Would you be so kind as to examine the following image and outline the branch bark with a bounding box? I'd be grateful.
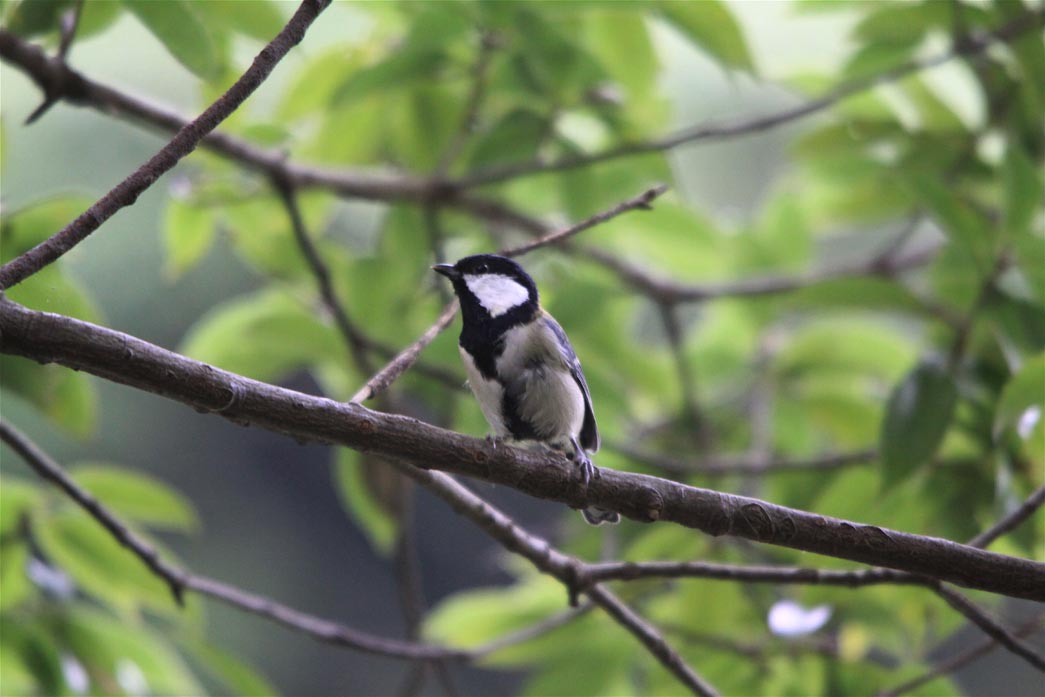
[455,9,1045,187]
[0,0,332,291]
[3,299,1043,602]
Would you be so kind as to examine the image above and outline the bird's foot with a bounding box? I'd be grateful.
[486,434,508,450]
[569,436,599,488]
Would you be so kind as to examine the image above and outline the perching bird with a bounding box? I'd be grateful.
[433,254,619,525]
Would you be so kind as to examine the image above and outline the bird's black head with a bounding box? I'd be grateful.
[433,254,539,326]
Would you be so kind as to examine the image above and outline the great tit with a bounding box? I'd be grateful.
[433,254,620,526]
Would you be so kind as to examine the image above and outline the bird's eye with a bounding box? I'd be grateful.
[477,264,488,273]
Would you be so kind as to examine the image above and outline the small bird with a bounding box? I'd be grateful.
[433,254,620,525]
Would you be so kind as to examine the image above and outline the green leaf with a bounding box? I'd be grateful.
[63,606,204,695]
[852,1,948,45]
[912,175,994,273]
[122,0,219,79]
[4,0,74,38]
[994,352,1045,465]
[879,361,958,489]
[71,465,198,532]
[469,109,548,169]
[333,449,398,556]
[163,198,217,278]
[191,0,285,42]
[0,542,31,611]
[424,576,568,664]
[0,478,38,534]
[657,0,755,72]
[180,288,342,382]
[181,638,278,697]
[1,356,98,437]
[333,48,448,106]
[1002,143,1043,238]
[842,39,921,81]
[35,511,183,617]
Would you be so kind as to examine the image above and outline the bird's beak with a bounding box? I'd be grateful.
[432,263,460,280]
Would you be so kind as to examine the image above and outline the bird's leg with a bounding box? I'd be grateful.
[569,436,599,488]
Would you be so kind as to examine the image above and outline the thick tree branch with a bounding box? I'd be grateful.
[3,300,1043,601]
[0,0,333,290]
[456,9,1045,188]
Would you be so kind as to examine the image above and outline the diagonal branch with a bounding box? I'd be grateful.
[3,299,1044,602]
[397,465,718,696]
[455,9,1045,188]
[0,419,589,664]
[0,0,333,291]
[879,614,1045,697]
[272,178,375,378]
[351,184,669,403]
[966,484,1045,549]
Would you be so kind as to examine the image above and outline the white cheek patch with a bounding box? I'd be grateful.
[464,274,530,317]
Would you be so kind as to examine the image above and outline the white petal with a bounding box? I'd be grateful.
[768,599,832,637]
[61,654,89,695]
[1017,405,1042,440]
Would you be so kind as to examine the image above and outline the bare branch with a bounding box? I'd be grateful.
[398,466,718,696]
[930,585,1045,672]
[0,418,187,604]
[351,184,670,403]
[607,442,877,477]
[434,30,499,177]
[967,484,1045,549]
[273,179,375,377]
[456,9,1045,188]
[499,184,669,258]
[3,299,1044,601]
[351,301,459,403]
[879,615,1045,697]
[0,0,333,290]
[0,418,592,664]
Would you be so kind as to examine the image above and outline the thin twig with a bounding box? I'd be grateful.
[879,615,1045,697]
[607,442,877,477]
[273,178,375,377]
[658,302,707,442]
[351,301,459,403]
[0,419,188,604]
[352,184,670,403]
[434,31,499,177]
[967,484,1045,549]
[500,184,669,258]
[930,585,1045,672]
[0,0,333,290]
[582,560,927,588]
[0,419,594,664]
[456,9,1045,188]
[398,466,719,697]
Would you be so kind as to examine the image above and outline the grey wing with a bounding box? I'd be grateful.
[542,313,599,452]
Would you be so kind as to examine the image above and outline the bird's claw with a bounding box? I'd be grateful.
[486,434,506,450]
[568,437,598,489]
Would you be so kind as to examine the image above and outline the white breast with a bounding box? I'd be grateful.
[463,274,530,317]
[460,347,508,437]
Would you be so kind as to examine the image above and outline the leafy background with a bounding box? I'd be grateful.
[1,0,1042,695]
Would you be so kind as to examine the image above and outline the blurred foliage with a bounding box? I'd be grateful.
[2,0,1043,695]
